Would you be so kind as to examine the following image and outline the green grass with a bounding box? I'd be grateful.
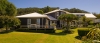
[0,29,81,43]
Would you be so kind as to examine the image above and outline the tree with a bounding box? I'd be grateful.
[79,16,92,27]
[37,10,44,14]
[0,0,20,31]
[62,8,88,13]
[69,8,89,13]
[0,0,17,16]
[17,6,59,15]
[58,14,77,30]
[0,16,20,31]
[43,6,52,13]
[94,14,100,19]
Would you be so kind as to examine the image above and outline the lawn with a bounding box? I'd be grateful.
[0,29,82,43]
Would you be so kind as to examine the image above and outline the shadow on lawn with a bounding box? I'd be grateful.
[75,36,82,40]
[0,30,13,34]
[15,29,71,35]
[45,31,68,36]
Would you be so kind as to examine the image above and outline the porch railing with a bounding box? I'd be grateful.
[21,25,54,29]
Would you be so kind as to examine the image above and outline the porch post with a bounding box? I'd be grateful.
[42,18,43,28]
[50,21,52,28]
[46,19,48,28]
[50,21,51,28]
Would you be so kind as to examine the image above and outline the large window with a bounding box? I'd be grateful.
[37,18,40,25]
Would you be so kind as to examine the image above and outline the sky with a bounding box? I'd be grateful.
[8,0,100,13]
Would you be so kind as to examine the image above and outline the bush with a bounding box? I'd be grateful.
[63,29,74,34]
[87,25,94,28]
[70,26,77,29]
[78,28,91,37]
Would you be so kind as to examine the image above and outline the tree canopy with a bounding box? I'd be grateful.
[58,14,77,22]
[17,6,88,15]
[0,0,17,16]
[94,14,100,19]
[37,10,44,14]
[62,8,88,13]
[0,0,20,31]
[58,14,77,30]
[17,6,59,15]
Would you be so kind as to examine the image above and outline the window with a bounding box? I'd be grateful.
[81,15,84,16]
[37,18,40,25]
[76,15,79,16]
[57,12,59,16]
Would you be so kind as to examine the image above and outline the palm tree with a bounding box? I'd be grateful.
[58,14,77,30]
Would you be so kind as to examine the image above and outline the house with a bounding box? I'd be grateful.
[94,19,100,23]
[16,9,96,29]
[71,13,96,18]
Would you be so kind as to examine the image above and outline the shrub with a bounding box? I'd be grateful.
[16,28,55,33]
[63,29,74,34]
[78,28,91,37]
[87,25,94,28]
[70,26,77,29]
[62,25,66,29]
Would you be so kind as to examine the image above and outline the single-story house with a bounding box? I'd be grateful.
[16,9,96,29]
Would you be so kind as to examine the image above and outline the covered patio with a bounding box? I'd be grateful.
[17,12,47,29]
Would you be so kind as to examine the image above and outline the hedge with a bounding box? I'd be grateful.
[16,28,55,33]
[78,28,91,37]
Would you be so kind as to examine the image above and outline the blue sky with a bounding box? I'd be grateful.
[8,0,100,13]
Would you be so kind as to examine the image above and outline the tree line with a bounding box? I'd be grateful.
[17,6,89,15]
[17,6,100,19]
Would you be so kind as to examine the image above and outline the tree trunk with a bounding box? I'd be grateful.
[66,21,70,30]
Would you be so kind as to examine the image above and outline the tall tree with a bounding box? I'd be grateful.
[0,0,20,31]
[43,6,52,13]
[0,0,17,16]
[0,16,20,30]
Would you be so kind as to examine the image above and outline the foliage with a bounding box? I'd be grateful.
[96,23,100,28]
[87,25,94,28]
[62,8,88,13]
[86,28,100,40]
[63,29,74,33]
[78,28,91,36]
[82,28,100,43]
[79,16,92,27]
[0,0,17,16]
[43,6,52,13]
[58,14,77,21]
[37,10,44,14]
[17,7,89,15]
[0,16,20,30]
[58,14,78,30]
[70,26,77,29]
[0,0,20,31]
[17,6,59,15]
[94,14,100,19]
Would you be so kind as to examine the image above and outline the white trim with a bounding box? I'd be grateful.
[16,12,47,18]
[44,9,69,15]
